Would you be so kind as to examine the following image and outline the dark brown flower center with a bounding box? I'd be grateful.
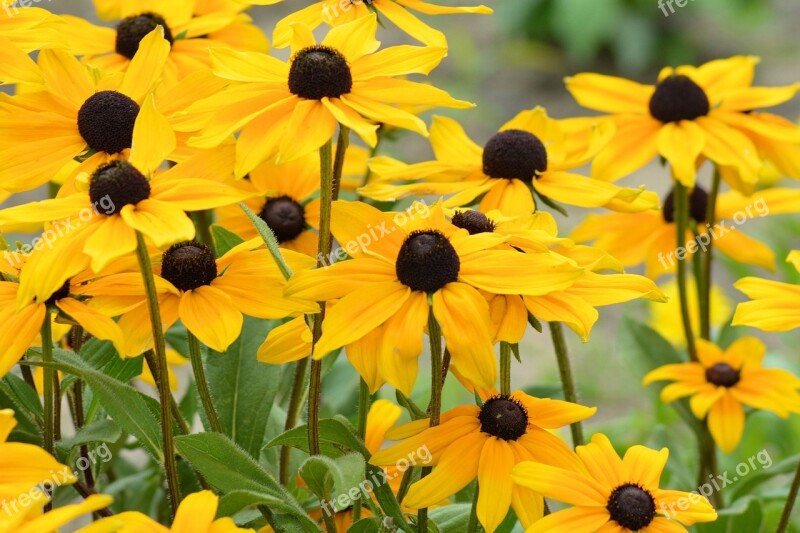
[451,210,495,235]
[649,75,710,123]
[705,362,740,388]
[395,230,460,293]
[77,91,140,155]
[161,242,218,292]
[44,279,71,305]
[607,483,656,530]
[89,160,150,213]
[288,46,353,100]
[482,129,547,182]
[116,12,174,60]
[259,195,306,243]
[478,395,528,441]
[662,185,708,223]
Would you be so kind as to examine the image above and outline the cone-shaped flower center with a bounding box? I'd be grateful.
[478,395,528,441]
[89,160,150,213]
[116,12,174,59]
[662,185,709,223]
[78,91,140,155]
[649,75,710,123]
[482,129,547,182]
[706,362,740,388]
[607,483,656,530]
[161,242,218,292]
[259,195,306,243]
[395,230,460,293]
[451,210,495,235]
[44,279,71,305]
[288,46,353,100]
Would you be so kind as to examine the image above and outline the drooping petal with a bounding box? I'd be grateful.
[179,285,243,352]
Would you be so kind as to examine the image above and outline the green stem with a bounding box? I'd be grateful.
[187,331,222,433]
[418,310,443,532]
[500,342,512,395]
[279,357,309,484]
[143,350,191,436]
[700,169,721,341]
[41,309,55,509]
[191,210,214,249]
[549,322,584,447]
[777,457,800,533]
[331,126,350,200]
[353,378,371,521]
[697,425,723,509]
[238,202,293,281]
[396,467,415,505]
[135,232,181,516]
[466,483,480,533]
[674,181,698,361]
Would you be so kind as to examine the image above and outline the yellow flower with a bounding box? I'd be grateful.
[0,28,172,194]
[0,3,61,54]
[85,239,319,355]
[58,0,268,88]
[91,490,253,532]
[649,278,731,347]
[733,250,800,331]
[261,200,584,394]
[566,56,800,191]
[0,150,251,306]
[643,337,800,453]
[361,109,659,216]
[267,0,492,48]
[370,390,596,532]
[185,15,473,173]
[511,433,717,532]
[572,186,800,279]
[0,493,114,533]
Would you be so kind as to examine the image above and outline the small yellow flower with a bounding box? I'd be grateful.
[643,337,800,453]
[733,250,800,331]
[511,433,718,532]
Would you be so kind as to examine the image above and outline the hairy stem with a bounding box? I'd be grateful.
[187,331,222,433]
[549,322,584,446]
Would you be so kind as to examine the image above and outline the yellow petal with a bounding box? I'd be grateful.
[129,93,175,175]
[179,285,243,352]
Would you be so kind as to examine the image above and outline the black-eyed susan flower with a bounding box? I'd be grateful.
[0,409,77,496]
[571,186,800,279]
[262,200,584,394]
[0,151,251,306]
[566,56,800,191]
[266,0,491,49]
[0,264,127,379]
[0,492,113,533]
[511,433,717,532]
[446,208,666,343]
[0,28,175,194]
[370,390,597,532]
[59,0,268,88]
[92,490,252,532]
[86,239,318,355]
[643,337,800,453]
[361,109,659,216]
[733,250,800,331]
[185,15,472,174]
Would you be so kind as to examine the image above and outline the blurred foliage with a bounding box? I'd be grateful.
[509,0,774,73]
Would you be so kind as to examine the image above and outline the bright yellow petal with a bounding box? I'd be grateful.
[179,285,243,352]
[706,391,744,454]
[129,93,175,175]
[477,438,516,532]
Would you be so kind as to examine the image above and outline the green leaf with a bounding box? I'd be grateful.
[174,432,320,531]
[56,419,121,457]
[728,452,800,502]
[28,353,163,461]
[238,202,293,280]
[429,504,471,532]
[267,417,369,458]
[347,517,382,533]
[0,371,42,423]
[300,455,340,499]
[206,316,284,457]
[211,225,245,257]
[217,489,306,517]
[80,339,144,383]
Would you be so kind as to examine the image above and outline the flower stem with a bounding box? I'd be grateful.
[353,378,371,521]
[134,231,180,517]
[41,308,55,509]
[466,483,480,533]
[777,457,800,533]
[331,126,350,200]
[699,168,721,340]
[187,331,222,433]
[500,342,512,395]
[674,181,698,361]
[549,322,584,447]
[418,310,444,532]
[279,357,309,484]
